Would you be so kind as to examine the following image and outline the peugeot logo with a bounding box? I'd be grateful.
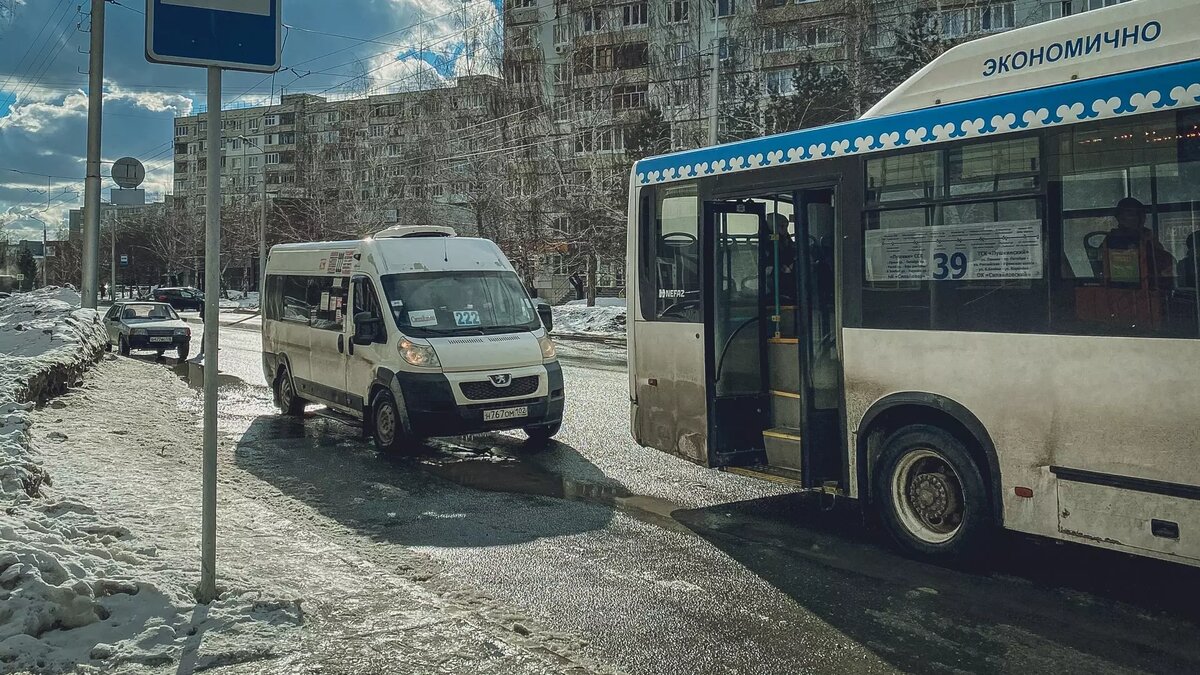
[489,373,512,387]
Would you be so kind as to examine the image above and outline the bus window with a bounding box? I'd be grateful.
[1052,111,1200,338]
[646,183,700,321]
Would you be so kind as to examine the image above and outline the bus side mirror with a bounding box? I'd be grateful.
[536,302,553,332]
[353,311,381,345]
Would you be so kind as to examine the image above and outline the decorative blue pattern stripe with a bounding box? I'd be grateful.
[634,59,1200,186]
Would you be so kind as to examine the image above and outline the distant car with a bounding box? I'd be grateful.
[147,286,205,312]
[102,301,192,360]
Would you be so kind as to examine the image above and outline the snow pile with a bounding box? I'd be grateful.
[219,291,259,310]
[551,303,626,338]
[0,288,106,404]
[0,289,301,673]
[564,298,625,307]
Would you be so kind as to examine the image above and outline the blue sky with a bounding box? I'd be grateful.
[0,0,500,244]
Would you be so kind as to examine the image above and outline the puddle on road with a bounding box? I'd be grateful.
[419,438,687,531]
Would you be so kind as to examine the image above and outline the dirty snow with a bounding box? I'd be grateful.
[0,288,302,674]
[218,291,259,311]
[551,304,626,338]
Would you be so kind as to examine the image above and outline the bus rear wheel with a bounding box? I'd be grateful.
[874,424,991,563]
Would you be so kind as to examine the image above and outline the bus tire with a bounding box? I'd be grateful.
[370,388,412,454]
[275,365,306,417]
[874,424,992,563]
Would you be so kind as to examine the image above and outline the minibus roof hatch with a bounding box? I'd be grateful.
[374,225,457,239]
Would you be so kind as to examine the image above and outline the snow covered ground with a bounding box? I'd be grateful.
[0,289,305,674]
[551,303,626,339]
[218,292,259,311]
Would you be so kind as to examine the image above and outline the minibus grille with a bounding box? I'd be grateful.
[460,376,539,400]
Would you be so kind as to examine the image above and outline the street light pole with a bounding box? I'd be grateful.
[239,135,267,294]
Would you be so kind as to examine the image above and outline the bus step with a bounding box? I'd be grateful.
[723,464,804,486]
[763,426,802,471]
[767,341,801,392]
[314,407,363,428]
[769,390,802,428]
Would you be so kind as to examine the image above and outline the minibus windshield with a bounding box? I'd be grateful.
[381,271,540,337]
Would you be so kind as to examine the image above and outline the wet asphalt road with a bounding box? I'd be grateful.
[175,316,1200,674]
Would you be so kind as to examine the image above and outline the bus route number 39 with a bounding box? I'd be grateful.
[932,251,969,280]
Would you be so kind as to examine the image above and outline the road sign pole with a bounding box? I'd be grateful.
[82,0,105,308]
[198,65,222,605]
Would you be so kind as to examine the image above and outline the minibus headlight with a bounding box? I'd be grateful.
[398,338,440,367]
[538,335,556,360]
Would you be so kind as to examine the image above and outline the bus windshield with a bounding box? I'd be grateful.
[381,271,539,337]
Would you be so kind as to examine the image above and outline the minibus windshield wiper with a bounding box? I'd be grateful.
[420,327,485,336]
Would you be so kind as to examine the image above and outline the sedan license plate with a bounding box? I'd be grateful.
[149,336,173,343]
[483,406,528,422]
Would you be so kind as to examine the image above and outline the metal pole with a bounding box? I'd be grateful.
[708,0,720,146]
[41,220,47,287]
[197,65,221,605]
[110,220,116,299]
[81,0,104,308]
[259,165,266,295]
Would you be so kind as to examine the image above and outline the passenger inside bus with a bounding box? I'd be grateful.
[1100,197,1175,288]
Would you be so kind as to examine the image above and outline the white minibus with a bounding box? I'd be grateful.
[263,225,563,451]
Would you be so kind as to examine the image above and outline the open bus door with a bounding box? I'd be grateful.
[704,200,770,466]
[705,191,843,488]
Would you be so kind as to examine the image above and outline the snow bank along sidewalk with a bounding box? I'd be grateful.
[550,302,626,343]
[0,288,302,673]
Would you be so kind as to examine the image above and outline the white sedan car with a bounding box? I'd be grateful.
[102,301,193,360]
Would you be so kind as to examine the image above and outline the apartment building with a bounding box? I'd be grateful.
[171,75,503,238]
[503,0,1131,298]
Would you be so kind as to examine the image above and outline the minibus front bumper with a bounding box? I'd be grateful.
[394,362,565,437]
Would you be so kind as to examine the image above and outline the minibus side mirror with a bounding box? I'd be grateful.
[535,301,553,332]
[353,311,381,345]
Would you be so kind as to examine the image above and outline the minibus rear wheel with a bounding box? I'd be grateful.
[874,424,992,563]
[371,389,411,454]
[275,365,306,417]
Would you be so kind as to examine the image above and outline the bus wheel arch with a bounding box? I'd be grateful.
[857,394,1003,530]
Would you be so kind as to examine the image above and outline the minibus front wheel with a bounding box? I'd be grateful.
[371,389,412,454]
[275,365,306,417]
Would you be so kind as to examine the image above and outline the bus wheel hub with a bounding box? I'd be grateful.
[910,473,957,525]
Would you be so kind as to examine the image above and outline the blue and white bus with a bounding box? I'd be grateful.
[627,0,1200,564]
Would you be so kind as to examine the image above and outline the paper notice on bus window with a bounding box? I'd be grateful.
[320,291,331,311]
[409,309,437,327]
[865,220,1043,282]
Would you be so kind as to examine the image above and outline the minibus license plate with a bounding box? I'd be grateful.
[150,336,173,343]
[484,406,528,421]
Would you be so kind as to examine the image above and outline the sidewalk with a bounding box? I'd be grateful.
[26,357,611,674]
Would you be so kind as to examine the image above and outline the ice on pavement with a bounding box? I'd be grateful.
[0,288,301,673]
[551,303,626,338]
[219,290,259,310]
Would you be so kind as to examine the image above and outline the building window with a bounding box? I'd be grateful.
[867,23,895,49]
[621,2,647,26]
[666,0,689,23]
[763,26,789,52]
[668,80,693,108]
[175,125,189,137]
[265,153,280,164]
[511,0,535,7]
[613,84,648,111]
[718,36,735,61]
[764,68,794,95]
[370,124,386,137]
[248,118,260,131]
[554,19,572,45]
[669,41,689,65]
[581,9,605,33]
[263,114,279,126]
[1085,0,1129,9]
[941,2,1015,38]
[716,0,735,17]
[798,21,840,48]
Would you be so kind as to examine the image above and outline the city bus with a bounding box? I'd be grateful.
[626,0,1200,564]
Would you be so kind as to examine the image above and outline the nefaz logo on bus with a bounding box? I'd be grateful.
[658,289,687,299]
[982,20,1161,78]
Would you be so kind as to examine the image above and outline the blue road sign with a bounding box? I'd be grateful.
[146,0,281,73]
[119,254,129,267]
